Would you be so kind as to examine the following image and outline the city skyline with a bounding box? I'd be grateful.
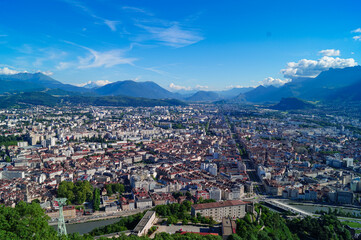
[0,0,361,90]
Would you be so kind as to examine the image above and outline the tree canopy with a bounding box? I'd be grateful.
[58,181,93,205]
[0,201,58,240]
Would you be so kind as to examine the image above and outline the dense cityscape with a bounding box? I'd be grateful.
[1,103,361,239]
[1,0,361,239]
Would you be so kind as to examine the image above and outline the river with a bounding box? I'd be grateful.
[52,217,120,235]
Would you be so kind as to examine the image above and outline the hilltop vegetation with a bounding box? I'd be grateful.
[0,92,186,109]
[235,205,352,240]
[0,201,352,240]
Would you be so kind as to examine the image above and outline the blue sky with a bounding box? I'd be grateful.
[0,0,361,91]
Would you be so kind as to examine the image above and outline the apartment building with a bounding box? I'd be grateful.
[191,200,253,221]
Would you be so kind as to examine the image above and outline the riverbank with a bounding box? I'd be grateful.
[50,207,152,235]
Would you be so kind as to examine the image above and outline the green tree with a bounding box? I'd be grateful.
[58,181,93,205]
[0,201,58,240]
[58,181,75,204]
[167,216,178,225]
[112,183,125,194]
[93,188,100,211]
[106,184,113,196]
[227,234,243,240]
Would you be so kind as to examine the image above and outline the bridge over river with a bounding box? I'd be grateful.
[263,199,313,216]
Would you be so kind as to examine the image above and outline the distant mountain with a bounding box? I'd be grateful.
[0,92,186,109]
[0,79,44,93]
[216,87,254,98]
[239,85,290,103]
[172,89,198,97]
[234,66,361,103]
[186,91,221,102]
[0,72,90,93]
[326,79,361,102]
[94,80,180,99]
[270,97,315,111]
[0,92,59,108]
[171,87,254,102]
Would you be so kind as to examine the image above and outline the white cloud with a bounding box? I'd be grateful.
[136,24,203,48]
[0,67,53,76]
[93,80,111,86]
[319,49,340,56]
[352,28,361,33]
[169,83,209,91]
[37,71,53,76]
[259,77,291,87]
[169,83,192,91]
[0,67,20,75]
[76,80,111,87]
[281,56,357,78]
[195,84,208,90]
[353,36,361,41]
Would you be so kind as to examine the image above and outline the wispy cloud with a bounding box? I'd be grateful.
[78,48,136,68]
[352,28,361,33]
[137,63,180,79]
[61,41,136,69]
[122,6,153,16]
[56,62,73,70]
[103,20,121,32]
[33,50,67,67]
[136,23,203,48]
[62,0,120,31]
[353,36,361,41]
[142,66,168,75]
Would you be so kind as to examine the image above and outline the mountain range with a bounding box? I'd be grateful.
[234,66,361,103]
[0,72,252,101]
[270,98,315,111]
[1,66,361,104]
